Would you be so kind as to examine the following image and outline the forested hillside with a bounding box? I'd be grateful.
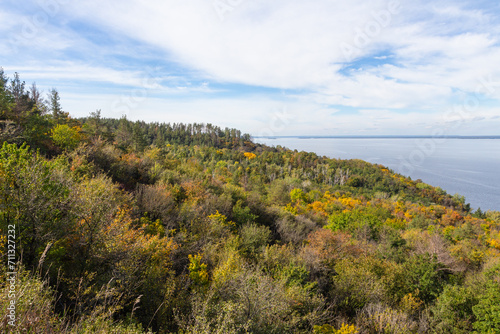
[1,70,500,333]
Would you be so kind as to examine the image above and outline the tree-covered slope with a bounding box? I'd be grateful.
[1,70,500,333]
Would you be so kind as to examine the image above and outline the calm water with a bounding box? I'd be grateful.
[256,137,500,212]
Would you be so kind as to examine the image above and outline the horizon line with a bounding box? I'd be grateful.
[253,135,500,139]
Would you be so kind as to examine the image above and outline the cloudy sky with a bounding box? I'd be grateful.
[1,0,500,136]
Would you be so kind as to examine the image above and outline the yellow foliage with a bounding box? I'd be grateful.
[404,211,414,220]
[208,210,235,228]
[0,230,5,259]
[213,248,242,286]
[313,323,359,334]
[385,218,407,230]
[339,197,361,209]
[283,203,298,215]
[243,152,257,160]
[400,292,423,314]
[188,254,209,286]
[337,323,359,334]
[442,226,455,240]
[50,124,82,150]
[143,146,162,161]
[401,229,427,248]
[488,236,500,250]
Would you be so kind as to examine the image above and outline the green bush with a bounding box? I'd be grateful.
[472,282,500,333]
[430,285,476,333]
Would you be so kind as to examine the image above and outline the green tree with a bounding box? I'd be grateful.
[9,72,26,106]
[332,256,389,314]
[430,285,476,333]
[290,188,307,203]
[48,88,68,124]
[0,67,7,88]
[132,121,148,152]
[0,143,73,265]
[115,116,133,149]
[472,282,500,333]
[50,124,82,151]
[239,223,271,258]
[0,69,16,138]
[232,200,258,225]
[392,253,449,304]
[21,108,53,153]
[83,109,113,141]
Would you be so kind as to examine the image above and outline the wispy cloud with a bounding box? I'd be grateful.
[1,0,500,135]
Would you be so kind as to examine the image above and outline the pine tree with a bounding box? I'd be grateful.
[115,116,133,149]
[0,67,8,89]
[132,121,148,152]
[48,88,68,124]
[29,82,46,114]
[9,72,25,104]
[0,68,15,130]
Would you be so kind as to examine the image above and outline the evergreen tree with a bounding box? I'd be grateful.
[132,121,148,152]
[0,67,8,89]
[29,82,46,114]
[9,72,26,104]
[84,109,113,141]
[8,72,32,118]
[48,88,67,124]
[0,68,12,116]
[115,116,133,149]
[0,68,16,139]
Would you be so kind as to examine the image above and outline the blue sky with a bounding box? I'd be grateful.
[1,0,500,136]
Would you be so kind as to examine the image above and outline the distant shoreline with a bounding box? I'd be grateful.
[254,135,500,139]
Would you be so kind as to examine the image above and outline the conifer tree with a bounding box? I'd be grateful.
[132,121,148,152]
[0,67,8,89]
[9,72,25,104]
[29,82,46,113]
[48,88,67,123]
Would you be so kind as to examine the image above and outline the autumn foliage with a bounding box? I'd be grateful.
[1,70,500,333]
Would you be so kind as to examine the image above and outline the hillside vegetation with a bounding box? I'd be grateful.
[1,70,500,333]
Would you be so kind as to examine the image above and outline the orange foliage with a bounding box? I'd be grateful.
[307,201,328,217]
[181,180,207,202]
[120,152,141,164]
[441,210,465,227]
[302,229,363,266]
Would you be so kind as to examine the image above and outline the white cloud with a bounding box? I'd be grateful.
[57,1,500,105]
[61,0,393,87]
[2,0,500,134]
[3,62,217,97]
